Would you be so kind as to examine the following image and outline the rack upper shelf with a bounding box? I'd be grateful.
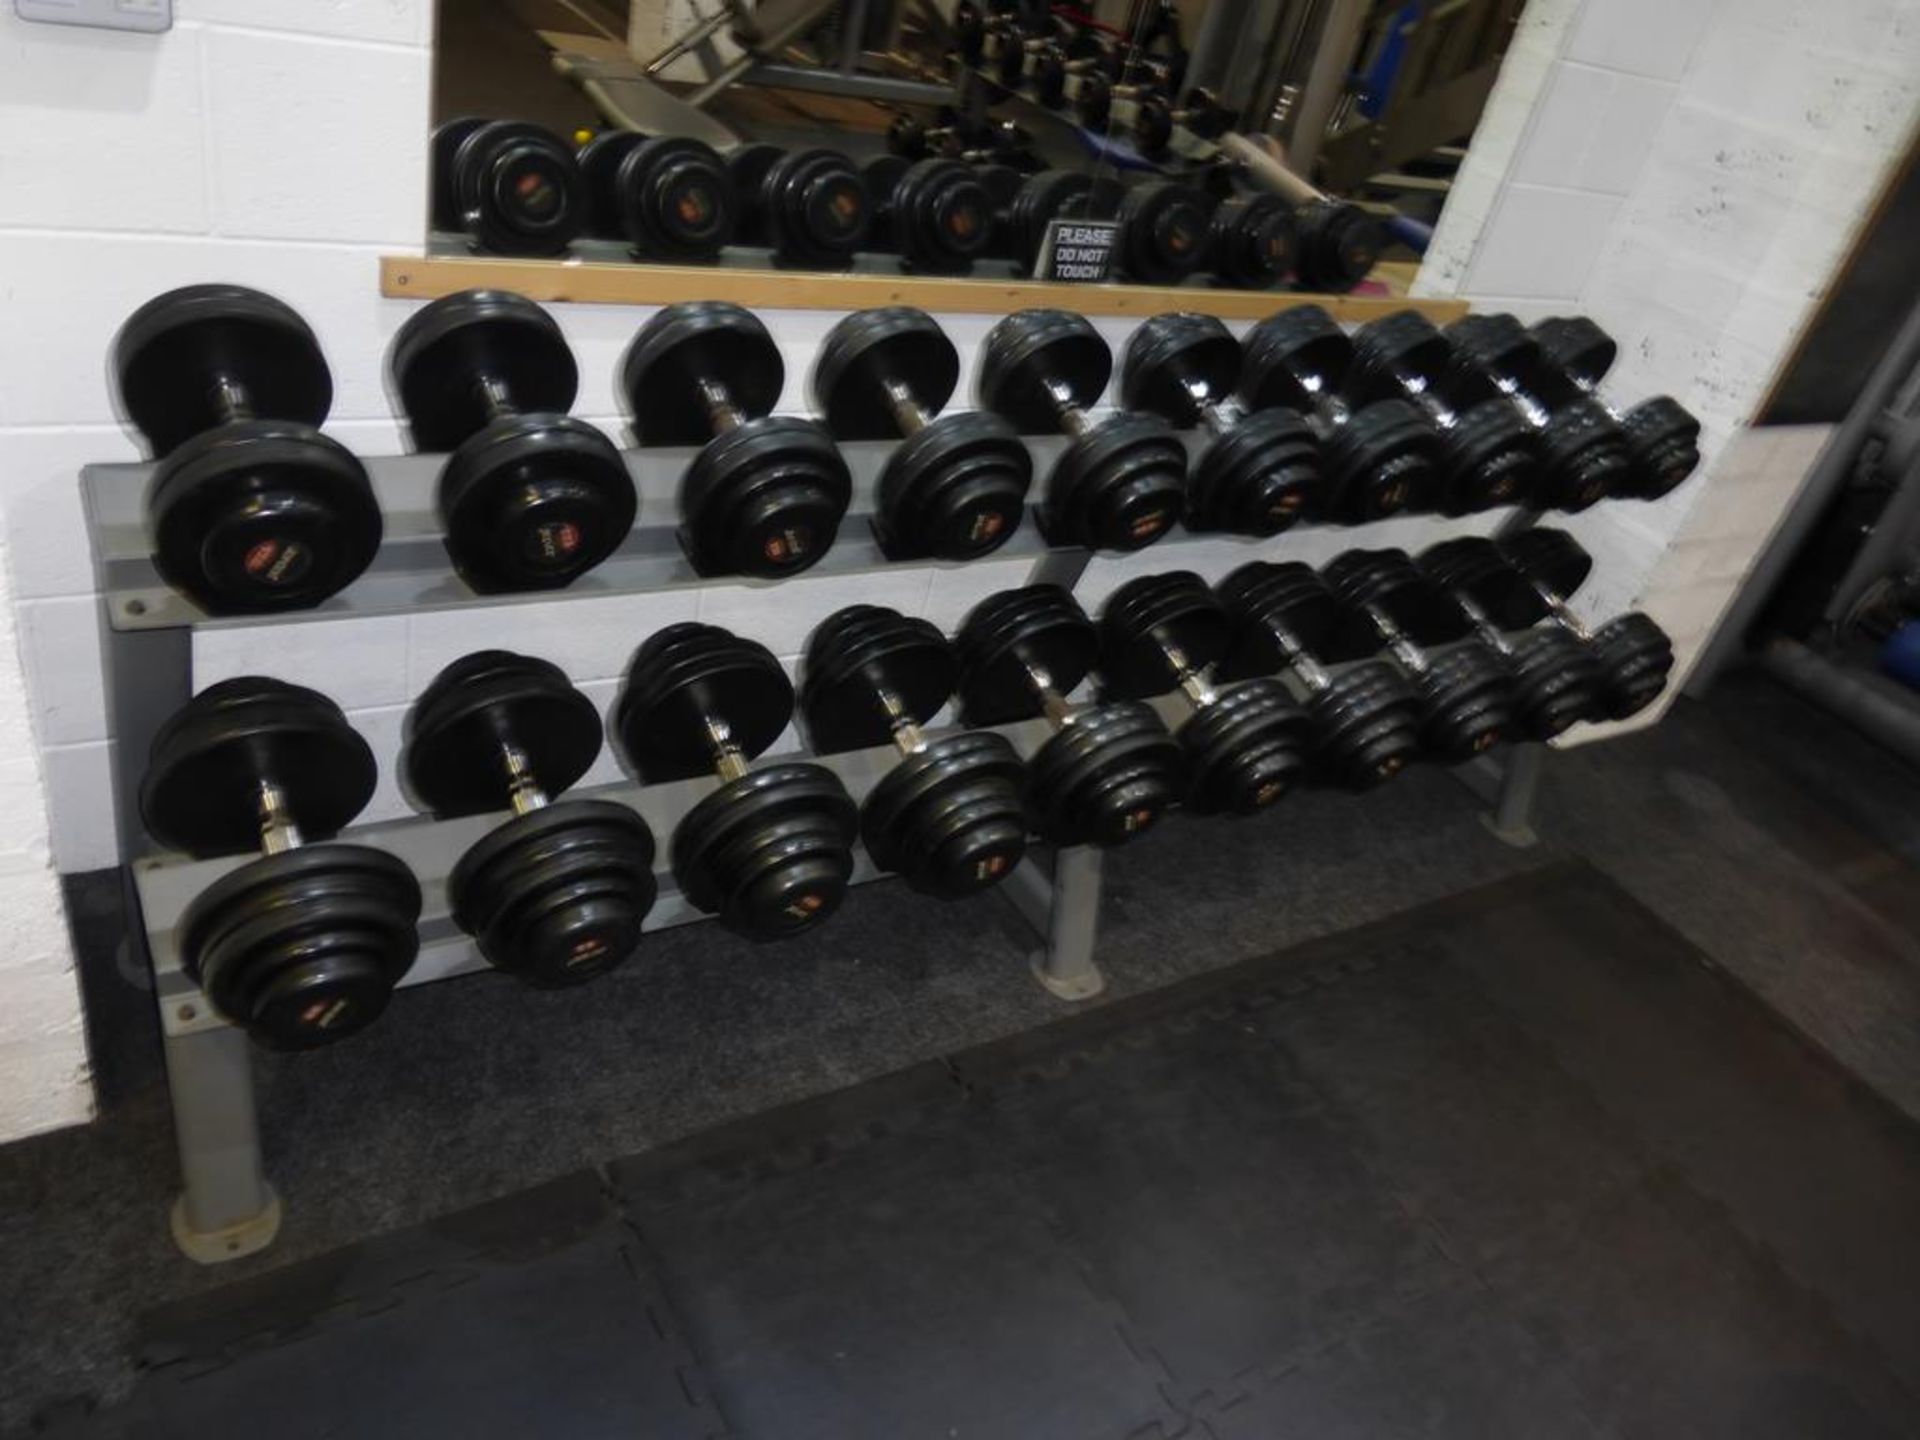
[378,254,1469,322]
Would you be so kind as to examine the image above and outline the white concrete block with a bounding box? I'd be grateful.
[194,614,411,710]
[345,702,409,826]
[0,19,208,235]
[406,587,701,693]
[42,740,117,872]
[0,752,53,868]
[0,953,86,1039]
[19,597,108,747]
[1510,61,1615,189]
[1580,73,1681,195]
[0,1028,94,1141]
[205,29,430,244]
[1462,184,1624,300]
[0,426,138,600]
[181,0,430,45]
[696,568,934,656]
[1564,0,1717,81]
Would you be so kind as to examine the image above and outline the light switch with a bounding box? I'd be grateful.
[15,0,172,32]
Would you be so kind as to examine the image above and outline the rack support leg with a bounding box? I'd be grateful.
[1004,845,1107,1000]
[162,1022,280,1264]
[1480,742,1544,849]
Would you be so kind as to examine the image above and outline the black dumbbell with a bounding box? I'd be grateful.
[1031,41,1069,106]
[403,652,657,987]
[1216,562,1422,789]
[727,142,871,268]
[956,585,1184,846]
[140,679,421,1049]
[1528,316,1704,501]
[1409,538,1606,739]
[1293,200,1385,293]
[1209,193,1296,291]
[1241,305,1444,523]
[1320,549,1515,762]
[800,606,1029,897]
[1120,311,1322,536]
[979,309,1186,550]
[1098,573,1311,814]
[576,129,735,262]
[1428,529,1675,721]
[814,307,1031,561]
[1444,312,1664,511]
[997,169,1116,275]
[431,117,586,256]
[1113,181,1213,285]
[113,285,382,615]
[1347,310,1542,513]
[391,290,635,593]
[1071,64,1114,127]
[621,301,852,578]
[863,156,997,273]
[615,623,859,939]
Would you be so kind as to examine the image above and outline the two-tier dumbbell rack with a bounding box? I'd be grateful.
[84,427,1547,1264]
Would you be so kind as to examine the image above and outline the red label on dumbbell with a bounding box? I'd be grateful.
[785,892,825,920]
[244,538,305,585]
[535,521,582,560]
[1130,510,1169,542]
[1124,807,1157,834]
[764,527,811,564]
[566,936,608,969]
[1255,781,1285,807]
[969,511,1006,544]
[976,853,1011,882]
[302,997,351,1030]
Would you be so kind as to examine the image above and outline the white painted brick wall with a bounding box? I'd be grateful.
[1418,0,1920,732]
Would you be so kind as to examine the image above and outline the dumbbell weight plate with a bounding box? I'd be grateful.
[431,117,491,231]
[1321,399,1442,521]
[861,731,1028,897]
[1536,397,1631,511]
[405,650,603,817]
[615,622,794,782]
[892,158,997,272]
[1500,527,1594,602]
[448,120,587,256]
[621,300,784,445]
[576,130,646,238]
[763,148,871,266]
[1097,570,1230,697]
[1178,677,1311,814]
[1589,612,1674,720]
[1530,315,1617,389]
[1436,398,1540,513]
[1321,549,1473,651]
[147,421,381,614]
[1007,170,1094,273]
[1619,397,1702,500]
[1188,409,1324,535]
[954,584,1099,725]
[979,308,1110,427]
[725,142,782,244]
[141,677,376,857]
[876,412,1032,560]
[1026,700,1184,846]
[679,416,851,577]
[1416,536,1546,630]
[800,606,954,752]
[391,289,581,453]
[1043,413,1186,550]
[1209,193,1297,291]
[1119,309,1238,420]
[1505,627,1606,739]
[1405,642,1513,762]
[447,798,657,986]
[815,306,958,438]
[1215,561,1345,679]
[1307,662,1422,789]
[618,135,735,261]
[862,154,910,251]
[1293,201,1383,293]
[672,763,859,938]
[180,844,421,1049]
[1113,182,1212,285]
[1240,304,1352,414]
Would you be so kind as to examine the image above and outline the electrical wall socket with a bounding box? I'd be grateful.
[15,0,171,33]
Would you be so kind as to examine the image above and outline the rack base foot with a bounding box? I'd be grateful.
[171,1186,281,1265]
[1029,949,1107,1001]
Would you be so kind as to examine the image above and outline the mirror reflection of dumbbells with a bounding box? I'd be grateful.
[799,606,1030,898]
[621,302,852,579]
[390,290,636,593]
[113,285,383,614]
[1097,574,1312,815]
[726,143,872,269]
[576,129,736,263]
[955,586,1185,847]
[1321,549,1518,764]
[979,309,1187,551]
[615,624,860,940]
[1113,181,1216,286]
[431,118,586,256]
[1422,530,1677,723]
[1120,311,1323,537]
[1216,563,1424,790]
[1240,307,1444,524]
[402,652,658,986]
[1444,314,1701,511]
[1208,193,1298,292]
[861,155,999,274]
[813,307,1032,561]
[142,680,422,1049]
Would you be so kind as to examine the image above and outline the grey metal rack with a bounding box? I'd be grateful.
[87,430,1543,1264]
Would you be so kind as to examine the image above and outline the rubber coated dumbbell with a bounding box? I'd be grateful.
[141,679,422,1049]
[1291,200,1386,293]
[615,624,859,939]
[1216,562,1422,789]
[1401,542,1604,740]
[622,302,852,578]
[979,309,1187,550]
[727,143,871,268]
[800,606,1029,897]
[1113,181,1214,285]
[1241,305,1444,523]
[113,285,382,614]
[390,290,635,592]
[1527,316,1704,501]
[1209,193,1297,291]
[431,117,586,256]
[1121,311,1323,536]
[814,307,1032,560]
[1421,529,1675,721]
[1098,573,1311,814]
[955,585,1184,846]
[1346,310,1542,513]
[993,169,1112,276]
[576,129,735,262]
[862,155,998,273]
[1320,549,1516,762]
[403,652,657,986]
